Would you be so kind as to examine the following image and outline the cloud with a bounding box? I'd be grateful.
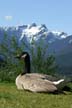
[5,15,13,21]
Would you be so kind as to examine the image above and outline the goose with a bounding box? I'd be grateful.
[15,52,69,93]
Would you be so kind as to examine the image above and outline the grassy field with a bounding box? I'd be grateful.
[0,83,72,108]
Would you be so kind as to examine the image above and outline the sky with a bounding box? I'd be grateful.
[0,0,72,34]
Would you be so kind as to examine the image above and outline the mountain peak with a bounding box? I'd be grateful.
[0,23,71,44]
[28,23,37,29]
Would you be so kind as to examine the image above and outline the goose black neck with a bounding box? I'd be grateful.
[21,54,31,75]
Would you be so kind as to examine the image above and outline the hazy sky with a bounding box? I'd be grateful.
[0,0,72,34]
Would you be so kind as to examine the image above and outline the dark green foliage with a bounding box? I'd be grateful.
[0,34,24,82]
[31,44,57,75]
[0,34,57,82]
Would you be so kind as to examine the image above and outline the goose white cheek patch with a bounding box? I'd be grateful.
[21,54,27,58]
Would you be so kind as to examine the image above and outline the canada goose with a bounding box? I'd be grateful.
[15,52,69,93]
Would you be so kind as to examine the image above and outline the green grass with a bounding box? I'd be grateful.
[0,83,72,108]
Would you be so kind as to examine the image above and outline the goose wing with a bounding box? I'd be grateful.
[26,73,58,81]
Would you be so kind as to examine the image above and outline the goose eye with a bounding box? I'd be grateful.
[21,54,27,58]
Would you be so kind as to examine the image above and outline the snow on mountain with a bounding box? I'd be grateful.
[0,23,70,43]
[20,24,40,42]
[52,31,68,39]
[18,23,69,45]
[0,23,72,48]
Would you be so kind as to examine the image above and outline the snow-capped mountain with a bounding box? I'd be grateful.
[0,23,69,44]
[0,23,72,75]
[0,23,72,54]
[19,23,69,43]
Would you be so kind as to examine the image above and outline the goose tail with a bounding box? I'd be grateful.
[53,78,72,90]
[53,79,64,85]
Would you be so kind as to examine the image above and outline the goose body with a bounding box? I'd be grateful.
[15,52,66,93]
[16,73,65,92]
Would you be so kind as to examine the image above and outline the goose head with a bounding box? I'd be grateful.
[16,52,31,74]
